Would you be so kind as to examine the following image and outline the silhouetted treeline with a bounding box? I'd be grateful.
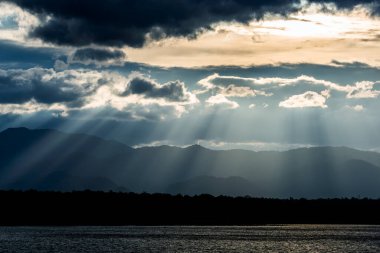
[1,190,380,226]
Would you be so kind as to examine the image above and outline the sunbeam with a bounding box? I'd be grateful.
[1,0,380,232]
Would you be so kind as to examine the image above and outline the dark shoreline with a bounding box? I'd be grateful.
[1,191,380,226]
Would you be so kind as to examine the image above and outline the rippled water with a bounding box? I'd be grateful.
[1,225,380,252]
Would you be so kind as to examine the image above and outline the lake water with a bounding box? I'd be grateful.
[0,225,380,252]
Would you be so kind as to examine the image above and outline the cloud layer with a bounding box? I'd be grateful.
[198,73,380,109]
[9,0,379,48]
[3,1,380,68]
[279,91,328,108]
[1,66,378,119]
[0,68,198,119]
[1,1,380,151]
[6,0,303,47]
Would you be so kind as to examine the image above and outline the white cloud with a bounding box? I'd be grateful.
[198,73,380,102]
[197,139,315,152]
[345,104,365,112]
[0,100,68,116]
[54,60,69,71]
[279,91,328,108]
[132,140,185,149]
[347,81,380,99]
[80,71,199,119]
[133,139,315,152]
[198,73,347,92]
[220,85,256,97]
[205,94,239,109]
[198,73,252,89]
[0,2,39,44]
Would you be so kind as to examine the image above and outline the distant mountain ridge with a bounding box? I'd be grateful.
[1,127,380,198]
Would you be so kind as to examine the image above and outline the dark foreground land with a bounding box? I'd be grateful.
[1,191,380,226]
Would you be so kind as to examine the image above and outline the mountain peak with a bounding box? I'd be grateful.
[0,127,64,136]
[185,144,208,151]
[1,127,30,133]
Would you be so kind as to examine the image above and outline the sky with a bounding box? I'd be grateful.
[1,0,380,151]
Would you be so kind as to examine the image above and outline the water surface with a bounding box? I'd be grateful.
[1,225,380,252]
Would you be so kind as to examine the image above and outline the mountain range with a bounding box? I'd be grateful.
[1,127,380,198]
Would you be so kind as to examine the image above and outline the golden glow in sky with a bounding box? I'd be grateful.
[126,4,380,67]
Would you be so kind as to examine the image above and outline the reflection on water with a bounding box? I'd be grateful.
[1,225,380,252]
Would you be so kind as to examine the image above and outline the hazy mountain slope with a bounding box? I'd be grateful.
[7,170,129,192]
[0,127,131,191]
[1,127,380,198]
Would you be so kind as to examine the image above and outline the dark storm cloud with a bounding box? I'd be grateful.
[307,0,380,20]
[123,76,194,102]
[71,48,126,63]
[7,0,302,47]
[330,60,373,69]
[7,0,380,48]
[0,68,97,105]
[311,0,380,12]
